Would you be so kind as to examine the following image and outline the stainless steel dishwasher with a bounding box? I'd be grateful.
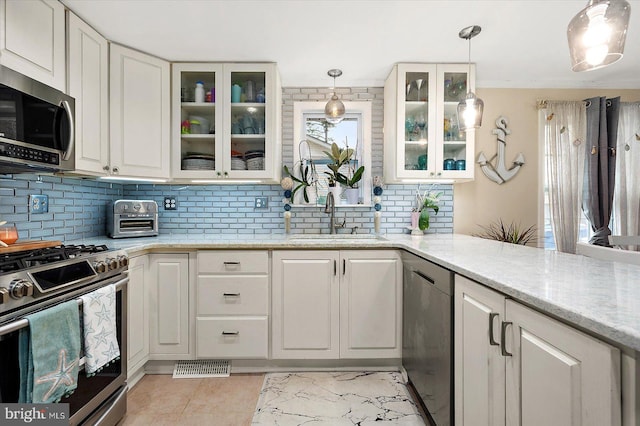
[402,251,454,426]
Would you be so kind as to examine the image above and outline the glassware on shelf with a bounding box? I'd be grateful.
[405,116,415,141]
[415,114,427,141]
[414,79,424,102]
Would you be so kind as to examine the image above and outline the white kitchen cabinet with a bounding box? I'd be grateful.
[0,0,65,91]
[67,11,110,176]
[127,254,149,381]
[272,251,340,359]
[171,62,281,182]
[110,43,170,179]
[339,251,402,358]
[196,251,269,359]
[149,253,190,357]
[384,63,475,182]
[455,275,621,426]
[454,274,505,426]
[271,250,401,360]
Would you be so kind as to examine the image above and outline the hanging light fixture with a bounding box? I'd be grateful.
[567,0,631,72]
[325,69,345,124]
[457,25,484,132]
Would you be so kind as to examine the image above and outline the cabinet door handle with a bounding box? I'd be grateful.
[489,313,500,346]
[223,293,240,297]
[222,331,239,336]
[334,260,337,276]
[342,259,346,275]
[500,321,513,356]
[413,270,435,285]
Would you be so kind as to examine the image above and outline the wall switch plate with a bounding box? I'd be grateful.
[254,197,268,209]
[164,197,177,210]
[29,194,48,214]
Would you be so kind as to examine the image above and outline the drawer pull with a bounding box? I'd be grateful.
[223,293,240,297]
[223,261,240,266]
[222,331,239,336]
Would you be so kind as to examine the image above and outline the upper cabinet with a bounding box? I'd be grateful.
[172,62,281,183]
[67,11,110,176]
[110,44,171,179]
[0,0,66,92]
[384,63,475,183]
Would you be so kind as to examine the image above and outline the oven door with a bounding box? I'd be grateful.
[0,277,128,426]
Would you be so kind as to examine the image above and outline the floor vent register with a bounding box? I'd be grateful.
[172,360,231,378]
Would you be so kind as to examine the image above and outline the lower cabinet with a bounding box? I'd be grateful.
[272,250,402,359]
[127,254,149,379]
[196,251,269,359]
[455,275,621,426]
[148,253,190,357]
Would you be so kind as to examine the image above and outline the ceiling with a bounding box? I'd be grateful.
[62,0,640,89]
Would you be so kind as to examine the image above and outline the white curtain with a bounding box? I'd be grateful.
[545,101,587,253]
[612,102,640,250]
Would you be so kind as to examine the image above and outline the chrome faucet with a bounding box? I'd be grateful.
[324,192,346,234]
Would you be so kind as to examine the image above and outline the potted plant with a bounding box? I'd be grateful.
[283,160,317,204]
[323,141,365,205]
[414,188,442,231]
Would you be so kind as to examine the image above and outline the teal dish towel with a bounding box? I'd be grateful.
[19,300,81,403]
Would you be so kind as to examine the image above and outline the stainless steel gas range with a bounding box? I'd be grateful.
[0,244,129,426]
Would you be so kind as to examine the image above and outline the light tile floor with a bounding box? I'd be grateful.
[120,373,265,426]
[121,372,427,426]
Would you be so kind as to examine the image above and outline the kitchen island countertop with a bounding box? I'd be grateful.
[67,233,640,352]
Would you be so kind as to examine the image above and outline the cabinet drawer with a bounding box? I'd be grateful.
[198,251,269,274]
[196,317,268,359]
[197,276,268,315]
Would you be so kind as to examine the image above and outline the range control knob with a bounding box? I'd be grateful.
[93,260,108,273]
[0,287,9,304]
[9,279,34,299]
[106,258,118,271]
[117,255,129,268]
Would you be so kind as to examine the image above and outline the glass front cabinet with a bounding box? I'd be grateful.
[383,63,475,182]
[171,63,281,182]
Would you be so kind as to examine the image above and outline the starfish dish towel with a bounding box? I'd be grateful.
[80,284,120,375]
[19,300,80,403]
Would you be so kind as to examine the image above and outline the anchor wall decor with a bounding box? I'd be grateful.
[477,116,525,184]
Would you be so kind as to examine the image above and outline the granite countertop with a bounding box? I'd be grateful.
[67,233,640,352]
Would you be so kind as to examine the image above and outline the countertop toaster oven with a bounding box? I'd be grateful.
[107,199,158,238]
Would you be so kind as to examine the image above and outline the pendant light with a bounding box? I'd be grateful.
[325,69,345,124]
[456,25,484,132]
[567,0,631,72]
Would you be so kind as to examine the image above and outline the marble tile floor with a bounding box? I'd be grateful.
[120,371,426,426]
[252,372,426,425]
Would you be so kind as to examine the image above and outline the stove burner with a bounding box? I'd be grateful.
[0,244,111,274]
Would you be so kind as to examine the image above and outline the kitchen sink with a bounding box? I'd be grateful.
[288,234,384,240]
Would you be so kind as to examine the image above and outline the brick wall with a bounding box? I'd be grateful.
[0,86,454,240]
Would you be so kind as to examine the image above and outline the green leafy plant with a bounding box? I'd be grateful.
[283,161,316,203]
[415,190,442,230]
[323,141,365,188]
[473,219,537,246]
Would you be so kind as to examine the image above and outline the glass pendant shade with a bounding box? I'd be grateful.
[567,0,631,72]
[325,94,345,124]
[456,25,484,131]
[325,69,345,124]
[457,91,484,131]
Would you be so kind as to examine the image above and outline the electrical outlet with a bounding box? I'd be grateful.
[254,197,268,209]
[164,197,177,210]
[29,194,48,214]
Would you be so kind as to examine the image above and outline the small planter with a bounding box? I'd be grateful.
[345,188,359,205]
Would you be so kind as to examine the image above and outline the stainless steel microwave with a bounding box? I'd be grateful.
[0,65,75,173]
